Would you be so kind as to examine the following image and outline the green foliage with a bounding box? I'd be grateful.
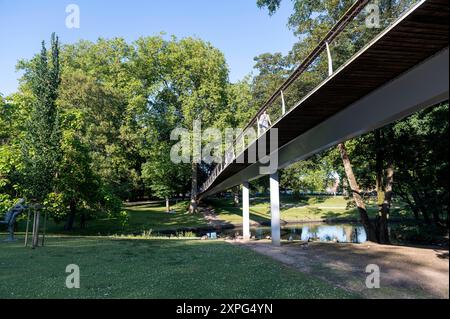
[99,186,123,218]
[390,222,449,245]
[391,103,449,224]
[118,210,130,229]
[20,33,61,202]
[256,0,281,15]
[281,156,334,194]
[141,147,190,200]
[133,36,232,200]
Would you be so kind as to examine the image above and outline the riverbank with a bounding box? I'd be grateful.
[9,197,447,246]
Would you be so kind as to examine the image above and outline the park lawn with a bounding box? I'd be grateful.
[12,196,413,236]
[206,196,411,225]
[23,200,209,236]
[0,236,358,299]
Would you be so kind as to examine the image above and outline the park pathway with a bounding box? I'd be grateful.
[231,240,449,299]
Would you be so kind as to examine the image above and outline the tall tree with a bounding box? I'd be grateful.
[338,143,377,242]
[133,36,229,213]
[21,33,61,203]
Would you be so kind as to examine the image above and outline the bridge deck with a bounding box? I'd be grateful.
[201,0,449,197]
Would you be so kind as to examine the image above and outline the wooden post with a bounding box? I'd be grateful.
[24,209,31,247]
[32,209,40,249]
[41,211,48,246]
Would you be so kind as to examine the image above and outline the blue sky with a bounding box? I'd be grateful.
[0,0,297,96]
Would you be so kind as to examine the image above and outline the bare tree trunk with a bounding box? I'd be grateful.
[379,165,393,244]
[32,209,41,249]
[233,186,240,207]
[427,190,442,226]
[166,197,170,213]
[375,130,384,214]
[342,177,349,197]
[375,129,391,244]
[338,143,377,242]
[189,162,198,214]
[64,199,77,231]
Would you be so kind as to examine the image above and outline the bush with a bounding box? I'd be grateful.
[118,210,130,229]
[43,192,66,222]
[0,194,14,215]
[391,223,449,246]
[101,188,123,217]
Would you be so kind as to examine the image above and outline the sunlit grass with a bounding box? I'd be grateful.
[207,196,410,224]
[0,236,358,299]
[9,196,413,236]
[14,200,207,237]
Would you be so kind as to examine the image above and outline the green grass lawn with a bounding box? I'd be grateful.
[11,195,413,236]
[206,195,411,225]
[23,200,207,236]
[0,236,358,299]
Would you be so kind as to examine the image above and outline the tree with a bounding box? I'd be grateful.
[0,95,22,212]
[281,156,332,197]
[21,33,61,203]
[61,38,146,201]
[338,143,377,242]
[142,143,190,212]
[133,36,229,213]
[391,103,449,226]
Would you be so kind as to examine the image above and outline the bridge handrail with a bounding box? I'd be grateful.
[202,0,371,192]
[244,0,370,130]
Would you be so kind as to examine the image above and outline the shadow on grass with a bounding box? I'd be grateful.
[0,236,357,299]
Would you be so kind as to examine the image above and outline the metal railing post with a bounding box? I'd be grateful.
[281,90,286,115]
[326,41,333,76]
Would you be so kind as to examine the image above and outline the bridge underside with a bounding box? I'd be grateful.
[200,0,449,199]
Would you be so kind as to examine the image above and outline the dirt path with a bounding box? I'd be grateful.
[231,240,449,299]
[200,206,223,227]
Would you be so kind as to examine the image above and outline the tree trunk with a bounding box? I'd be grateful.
[397,188,420,221]
[375,129,391,244]
[166,197,170,213]
[379,165,393,244]
[375,130,383,243]
[32,210,41,248]
[427,190,442,226]
[338,143,377,242]
[342,177,349,197]
[64,199,77,231]
[375,130,384,214]
[412,190,431,224]
[189,162,198,214]
[233,186,240,207]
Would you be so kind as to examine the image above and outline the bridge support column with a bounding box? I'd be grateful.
[242,181,250,241]
[270,171,281,246]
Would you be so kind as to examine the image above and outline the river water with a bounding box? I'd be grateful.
[220,223,367,243]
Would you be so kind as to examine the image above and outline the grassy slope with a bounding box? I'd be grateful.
[26,201,206,236]
[0,236,358,299]
[9,196,412,236]
[206,196,410,225]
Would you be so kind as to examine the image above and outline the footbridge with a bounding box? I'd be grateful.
[199,0,449,245]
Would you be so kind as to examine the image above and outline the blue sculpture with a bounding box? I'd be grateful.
[0,199,28,242]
